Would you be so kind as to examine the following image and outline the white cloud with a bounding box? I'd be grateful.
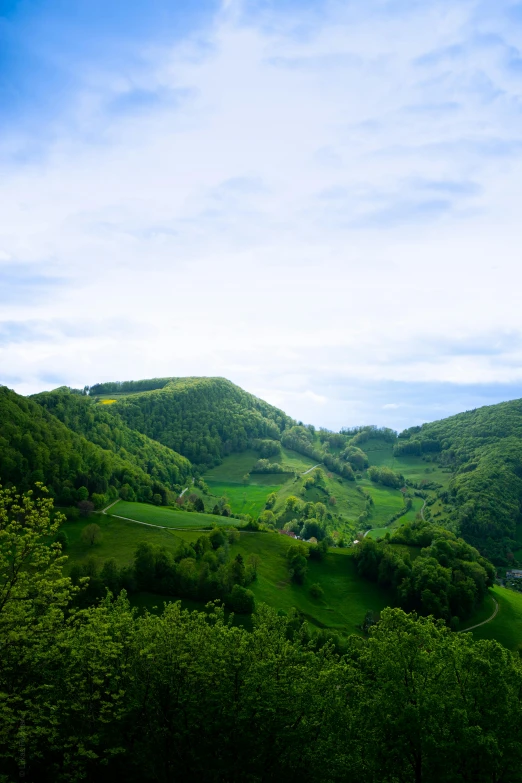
[1,1,522,426]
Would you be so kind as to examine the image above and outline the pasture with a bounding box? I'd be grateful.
[466,586,522,651]
[60,516,517,648]
[204,480,282,517]
[363,440,451,487]
[109,500,238,529]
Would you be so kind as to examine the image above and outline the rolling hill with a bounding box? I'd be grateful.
[32,387,192,489]
[0,386,177,507]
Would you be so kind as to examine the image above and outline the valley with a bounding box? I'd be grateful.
[2,376,522,653]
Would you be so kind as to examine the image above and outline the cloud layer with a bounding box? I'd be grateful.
[1,0,522,429]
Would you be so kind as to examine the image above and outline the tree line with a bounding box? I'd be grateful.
[70,528,257,613]
[353,519,495,626]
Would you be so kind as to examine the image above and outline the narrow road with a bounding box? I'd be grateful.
[460,597,499,632]
[302,464,322,476]
[420,498,426,520]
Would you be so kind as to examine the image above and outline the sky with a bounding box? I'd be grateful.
[1,0,522,431]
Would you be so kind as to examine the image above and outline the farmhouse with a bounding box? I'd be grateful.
[506,569,522,579]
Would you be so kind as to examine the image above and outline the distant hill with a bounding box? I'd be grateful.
[88,377,294,470]
[396,398,522,558]
[31,387,192,489]
[0,386,178,508]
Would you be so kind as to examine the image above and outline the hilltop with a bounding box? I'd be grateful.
[88,376,294,469]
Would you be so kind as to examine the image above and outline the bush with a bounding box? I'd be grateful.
[227,584,255,614]
[81,523,103,546]
[309,583,324,600]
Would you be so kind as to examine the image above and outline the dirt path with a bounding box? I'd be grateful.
[101,499,120,514]
[460,597,499,632]
[420,498,426,520]
[302,464,322,476]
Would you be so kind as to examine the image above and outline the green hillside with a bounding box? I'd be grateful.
[0,386,174,507]
[89,376,294,469]
[60,511,390,636]
[32,387,191,489]
[395,398,522,562]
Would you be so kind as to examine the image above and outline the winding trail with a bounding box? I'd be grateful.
[460,597,499,632]
[420,498,427,520]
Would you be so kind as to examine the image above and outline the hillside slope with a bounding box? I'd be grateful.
[89,377,294,469]
[0,386,175,507]
[396,398,522,559]
[32,387,192,489]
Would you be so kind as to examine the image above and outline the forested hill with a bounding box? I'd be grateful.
[396,398,522,550]
[32,387,191,489]
[89,376,294,470]
[0,386,180,508]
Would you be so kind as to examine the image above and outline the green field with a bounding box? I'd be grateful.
[359,480,405,526]
[364,440,452,488]
[61,514,518,647]
[204,480,282,516]
[466,586,522,651]
[61,514,185,570]
[228,533,390,635]
[110,500,238,528]
[62,513,390,635]
[203,448,317,484]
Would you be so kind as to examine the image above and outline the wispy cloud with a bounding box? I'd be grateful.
[1,0,522,426]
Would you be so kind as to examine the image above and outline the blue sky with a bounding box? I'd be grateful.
[1,0,522,431]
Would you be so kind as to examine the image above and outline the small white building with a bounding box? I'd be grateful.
[506,569,522,579]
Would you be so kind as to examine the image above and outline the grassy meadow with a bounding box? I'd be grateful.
[205,480,283,517]
[62,512,391,636]
[110,500,238,528]
[61,512,520,648]
[466,586,522,651]
[363,439,452,488]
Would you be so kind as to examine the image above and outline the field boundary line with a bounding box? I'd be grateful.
[460,597,499,632]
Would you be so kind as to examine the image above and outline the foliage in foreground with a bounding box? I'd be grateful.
[2,487,522,783]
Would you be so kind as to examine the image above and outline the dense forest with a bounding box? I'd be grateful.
[2,487,522,783]
[396,398,522,555]
[32,387,192,489]
[0,387,175,508]
[93,377,293,470]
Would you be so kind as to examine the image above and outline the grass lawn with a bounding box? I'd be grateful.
[466,586,522,651]
[110,500,239,528]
